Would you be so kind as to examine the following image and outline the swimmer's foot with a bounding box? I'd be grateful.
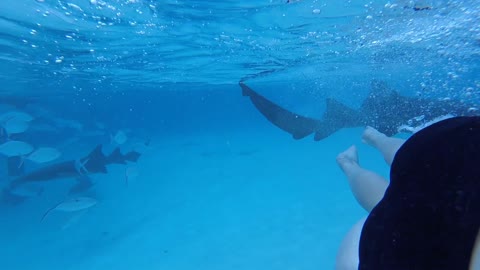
[336,145,359,173]
[362,126,387,147]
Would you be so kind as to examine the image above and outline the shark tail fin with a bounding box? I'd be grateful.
[240,82,320,140]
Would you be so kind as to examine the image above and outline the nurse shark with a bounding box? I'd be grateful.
[4,144,141,200]
[240,80,480,140]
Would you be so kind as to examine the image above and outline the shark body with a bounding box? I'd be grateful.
[240,80,480,140]
[6,145,141,196]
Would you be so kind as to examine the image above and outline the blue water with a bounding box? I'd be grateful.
[0,0,479,269]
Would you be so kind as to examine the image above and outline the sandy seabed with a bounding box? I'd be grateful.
[0,127,389,270]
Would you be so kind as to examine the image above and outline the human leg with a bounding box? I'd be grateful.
[336,145,388,212]
[336,217,367,270]
[362,126,406,166]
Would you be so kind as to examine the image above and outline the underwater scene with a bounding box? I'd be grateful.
[0,0,479,269]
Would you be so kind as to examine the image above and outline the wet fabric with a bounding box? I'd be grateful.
[359,116,480,270]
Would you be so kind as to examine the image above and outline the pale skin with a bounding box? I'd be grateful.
[335,126,406,270]
[336,126,405,212]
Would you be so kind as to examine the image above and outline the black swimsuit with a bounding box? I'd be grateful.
[359,116,480,270]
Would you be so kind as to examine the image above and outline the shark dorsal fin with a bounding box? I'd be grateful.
[86,145,105,160]
[108,148,127,164]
